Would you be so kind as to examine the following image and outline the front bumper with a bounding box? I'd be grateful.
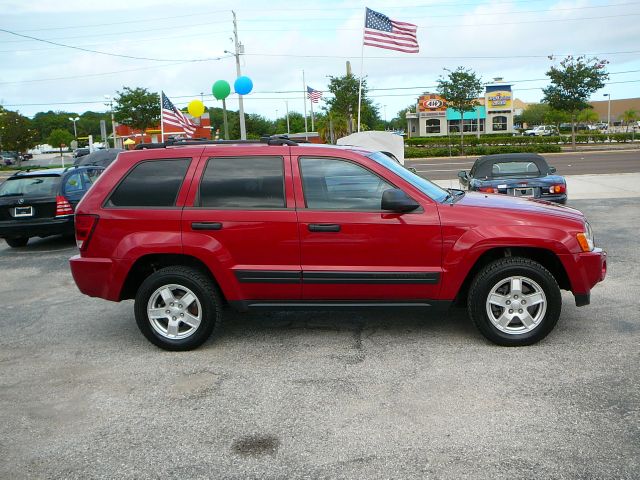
[0,216,74,239]
[558,248,607,306]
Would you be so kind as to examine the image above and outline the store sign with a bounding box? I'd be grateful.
[418,94,447,115]
[486,90,512,110]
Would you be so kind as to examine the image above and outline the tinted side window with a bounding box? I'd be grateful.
[300,157,394,210]
[107,159,190,207]
[199,156,285,208]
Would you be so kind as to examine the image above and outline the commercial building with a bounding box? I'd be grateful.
[406,82,526,137]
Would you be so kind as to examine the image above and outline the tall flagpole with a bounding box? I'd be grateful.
[357,9,366,133]
[302,70,309,139]
[160,91,165,142]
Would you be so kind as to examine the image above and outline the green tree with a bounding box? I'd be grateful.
[577,108,599,125]
[273,111,306,135]
[48,128,74,148]
[113,87,160,143]
[621,109,638,132]
[542,108,570,133]
[519,103,550,128]
[388,103,415,132]
[436,67,483,154]
[542,55,608,149]
[1,110,38,165]
[323,74,379,132]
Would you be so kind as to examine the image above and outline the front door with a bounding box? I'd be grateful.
[293,154,442,302]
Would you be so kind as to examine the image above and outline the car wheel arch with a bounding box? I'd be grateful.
[119,253,226,303]
[450,245,571,305]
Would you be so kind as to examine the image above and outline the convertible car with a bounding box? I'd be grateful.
[458,153,567,204]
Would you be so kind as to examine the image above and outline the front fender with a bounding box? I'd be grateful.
[440,225,574,300]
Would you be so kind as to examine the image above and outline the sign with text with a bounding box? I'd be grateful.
[485,86,513,111]
[418,94,447,115]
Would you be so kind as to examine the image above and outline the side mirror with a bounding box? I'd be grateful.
[458,170,468,179]
[407,166,418,174]
[549,166,557,174]
[381,188,420,213]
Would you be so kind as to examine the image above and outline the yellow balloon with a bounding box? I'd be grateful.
[187,99,205,117]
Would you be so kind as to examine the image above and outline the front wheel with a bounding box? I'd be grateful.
[467,257,561,346]
[134,266,222,351]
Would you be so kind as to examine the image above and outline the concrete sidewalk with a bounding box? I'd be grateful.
[435,172,640,200]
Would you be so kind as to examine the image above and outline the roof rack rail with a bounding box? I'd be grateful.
[134,135,298,150]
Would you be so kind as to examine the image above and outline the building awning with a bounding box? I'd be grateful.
[446,106,486,120]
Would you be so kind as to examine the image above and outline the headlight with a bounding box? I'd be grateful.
[576,221,595,252]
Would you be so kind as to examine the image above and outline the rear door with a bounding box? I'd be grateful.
[181,147,301,304]
[293,152,443,302]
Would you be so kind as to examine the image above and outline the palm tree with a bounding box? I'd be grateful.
[622,109,638,132]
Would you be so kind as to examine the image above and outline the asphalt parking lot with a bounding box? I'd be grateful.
[1,198,638,479]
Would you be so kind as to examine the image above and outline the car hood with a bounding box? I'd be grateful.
[452,191,584,222]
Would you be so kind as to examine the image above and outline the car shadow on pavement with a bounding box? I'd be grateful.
[216,306,478,345]
[1,234,77,254]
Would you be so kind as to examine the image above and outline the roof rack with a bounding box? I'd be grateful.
[134,135,298,150]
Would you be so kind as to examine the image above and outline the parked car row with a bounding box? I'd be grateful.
[0,165,104,247]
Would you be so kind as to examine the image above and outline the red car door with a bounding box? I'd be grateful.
[181,147,301,305]
[292,151,443,303]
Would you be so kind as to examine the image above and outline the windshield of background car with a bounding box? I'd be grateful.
[0,175,60,196]
[366,151,448,202]
[491,161,541,177]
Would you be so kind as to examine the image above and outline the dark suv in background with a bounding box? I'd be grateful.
[0,166,104,247]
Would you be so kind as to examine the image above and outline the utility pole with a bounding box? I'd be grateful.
[232,11,247,140]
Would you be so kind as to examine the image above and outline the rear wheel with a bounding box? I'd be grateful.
[134,266,222,351]
[6,237,29,248]
[467,257,561,346]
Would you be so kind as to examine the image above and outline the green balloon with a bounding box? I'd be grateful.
[212,80,231,100]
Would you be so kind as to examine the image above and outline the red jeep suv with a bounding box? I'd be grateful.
[69,137,606,350]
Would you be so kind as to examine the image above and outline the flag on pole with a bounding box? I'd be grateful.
[307,86,323,103]
[363,8,419,53]
[161,91,197,137]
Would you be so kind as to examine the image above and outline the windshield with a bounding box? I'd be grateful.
[366,151,448,202]
[0,175,60,196]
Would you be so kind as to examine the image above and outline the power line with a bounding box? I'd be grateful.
[0,28,230,62]
[3,6,638,45]
[0,0,553,33]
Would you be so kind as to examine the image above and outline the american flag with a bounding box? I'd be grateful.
[307,86,322,103]
[363,8,419,54]
[162,91,197,137]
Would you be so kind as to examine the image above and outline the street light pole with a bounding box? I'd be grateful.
[604,93,611,130]
[285,100,290,134]
[68,117,79,139]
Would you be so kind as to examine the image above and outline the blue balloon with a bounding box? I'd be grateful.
[234,76,253,95]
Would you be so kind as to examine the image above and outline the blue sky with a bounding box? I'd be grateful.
[1,0,639,120]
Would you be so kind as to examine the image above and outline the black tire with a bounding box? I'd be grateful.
[6,237,29,248]
[467,257,561,346]
[134,266,222,351]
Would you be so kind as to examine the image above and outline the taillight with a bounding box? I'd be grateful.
[549,184,566,194]
[55,195,74,216]
[479,187,497,193]
[75,214,99,251]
